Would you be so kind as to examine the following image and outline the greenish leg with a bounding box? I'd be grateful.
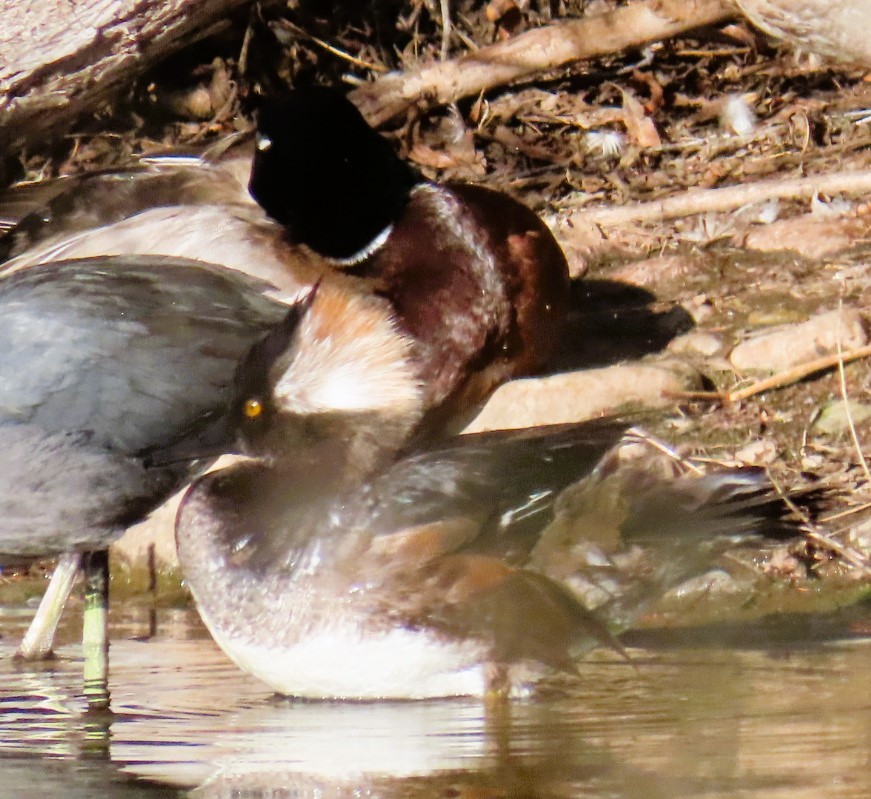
[82,549,111,712]
[15,551,82,660]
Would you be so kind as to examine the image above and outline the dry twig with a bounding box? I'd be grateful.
[565,169,871,228]
[834,306,871,484]
[668,343,871,404]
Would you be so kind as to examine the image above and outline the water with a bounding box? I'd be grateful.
[0,604,869,798]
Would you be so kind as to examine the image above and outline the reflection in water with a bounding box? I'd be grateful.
[0,606,869,799]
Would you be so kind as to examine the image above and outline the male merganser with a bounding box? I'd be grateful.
[249,87,571,433]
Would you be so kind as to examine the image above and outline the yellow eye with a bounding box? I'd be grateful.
[243,398,264,419]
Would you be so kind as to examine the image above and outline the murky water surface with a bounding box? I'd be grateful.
[0,603,869,799]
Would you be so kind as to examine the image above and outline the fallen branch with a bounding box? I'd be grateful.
[564,169,871,228]
[351,0,735,125]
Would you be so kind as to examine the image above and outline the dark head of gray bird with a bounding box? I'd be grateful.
[0,255,302,559]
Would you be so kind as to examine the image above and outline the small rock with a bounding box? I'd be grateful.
[666,569,743,601]
[548,212,642,279]
[847,519,871,557]
[609,254,697,288]
[801,453,826,470]
[464,362,699,433]
[173,86,213,120]
[813,400,871,434]
[734,438,779,465]
[730,307,867,372]
[668,331,723,357]
[739,214,871,258]
[764,547,807,580]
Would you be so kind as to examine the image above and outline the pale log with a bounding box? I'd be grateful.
[0,0,252,155]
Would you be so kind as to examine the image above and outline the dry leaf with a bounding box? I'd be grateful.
[621,90,661,148]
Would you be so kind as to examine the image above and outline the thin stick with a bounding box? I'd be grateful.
[284,21,388,74]
[667,343,871,404]
[834,304,871,483]
[821,500,871,524]
[566,170,871,228]
[439,0,452,61]
[627,427,705,475]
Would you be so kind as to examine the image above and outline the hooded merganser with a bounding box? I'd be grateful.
[249,87,571,433]
[177,418,807,700]
[174,306,808,700]
[0,254,300,694]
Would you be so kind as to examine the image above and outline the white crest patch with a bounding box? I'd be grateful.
[273,287,422,417]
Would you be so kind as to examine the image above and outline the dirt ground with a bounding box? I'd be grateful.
[3,0,870,610]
